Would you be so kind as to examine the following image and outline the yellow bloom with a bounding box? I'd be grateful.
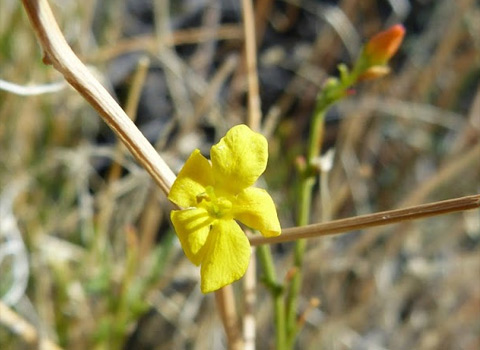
[168,125,281,293]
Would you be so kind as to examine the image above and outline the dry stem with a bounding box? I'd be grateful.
[92,25,243,62]
[21,0,175,196]
[214,287,244,350]
[0,301,63,350]
[242,0,262,131]
[249,194,480,245]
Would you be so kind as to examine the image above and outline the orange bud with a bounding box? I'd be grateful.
[364,24,405,65]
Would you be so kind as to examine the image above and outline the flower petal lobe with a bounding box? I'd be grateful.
[234,187,281,237]
[211,125,268,194]
[171,208,213,265]
[200,220,251,293]
[168,149,214,208]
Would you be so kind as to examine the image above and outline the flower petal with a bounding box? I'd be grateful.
[171,208,214,266]
[168,149,214,208]
[200,220,251,293]
[233,187,281,237]
[211,125,268,194]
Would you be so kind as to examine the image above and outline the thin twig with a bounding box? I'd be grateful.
[0,79,66,96]
[249,194,480,245]
[243,246,257,350]
[242,0,262,131]
[193,55,238,120]
[214,287,245,350]
[0,301,63,350]
[350,142,480,254]
[212,2,265,348]
[91,25,243,62]
[190,0,221,77]
[21,0,176,196]
[241,2,263,347]
[107,56,150,183]
[20,2,244,350]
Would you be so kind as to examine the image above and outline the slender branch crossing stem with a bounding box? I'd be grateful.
[249,194,480,246]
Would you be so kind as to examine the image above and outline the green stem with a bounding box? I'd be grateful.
[285,180,313,345]
[286,104,327,346]
[308,102,327,161]
[274,292,286,350]
[283,61,364,346]
[257,245,286,350]
[278,43,391,346]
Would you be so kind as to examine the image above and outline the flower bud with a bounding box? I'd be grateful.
[364,24,405,66]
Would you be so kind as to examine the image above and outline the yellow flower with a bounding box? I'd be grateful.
[168,124,281,293]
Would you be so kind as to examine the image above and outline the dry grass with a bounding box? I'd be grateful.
[1,0,479,349]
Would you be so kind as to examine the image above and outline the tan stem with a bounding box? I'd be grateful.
[215,286,245,350]
[0,301,63,350]
[21,0,176,196]
[92,25,243,62]
[249,194,480,246]
[242,0,262,131]
[20,2,243,349]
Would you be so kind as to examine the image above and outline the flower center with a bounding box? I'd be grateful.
[196,186,232,219]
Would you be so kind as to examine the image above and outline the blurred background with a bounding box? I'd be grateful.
[1,0,479,349]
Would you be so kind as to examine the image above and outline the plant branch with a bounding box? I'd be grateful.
[249,194,480,246]
[21,0,175,196]
[20,2,243,349]
[0,301,63,350]
[241,0,262,131]
[215,287,245,350]
[285,100,327,345]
